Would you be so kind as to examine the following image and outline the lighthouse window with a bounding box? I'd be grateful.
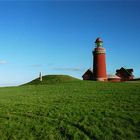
[96,42,102,47]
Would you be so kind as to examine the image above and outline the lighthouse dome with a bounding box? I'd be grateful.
[95,37,103,43]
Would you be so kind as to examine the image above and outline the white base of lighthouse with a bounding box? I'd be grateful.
[94,77,107,81]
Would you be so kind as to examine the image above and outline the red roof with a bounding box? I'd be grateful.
[95,37,103,43]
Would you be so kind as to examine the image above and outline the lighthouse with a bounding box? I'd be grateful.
[93,38,107,81]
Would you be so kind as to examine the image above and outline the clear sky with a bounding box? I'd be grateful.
[0,0,140,86]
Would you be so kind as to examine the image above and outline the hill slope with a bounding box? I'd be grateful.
[24,75,80,85]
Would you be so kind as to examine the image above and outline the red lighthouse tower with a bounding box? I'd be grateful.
[93,38,107,81]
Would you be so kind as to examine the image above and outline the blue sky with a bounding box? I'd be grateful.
[0,0,140,86]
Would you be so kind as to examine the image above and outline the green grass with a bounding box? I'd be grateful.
[0,76,140,140]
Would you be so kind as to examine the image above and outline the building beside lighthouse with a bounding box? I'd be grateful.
[82,37,134,82]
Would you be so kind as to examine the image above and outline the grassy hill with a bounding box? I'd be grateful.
[24,75,80,85]
[0,80,140,139]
